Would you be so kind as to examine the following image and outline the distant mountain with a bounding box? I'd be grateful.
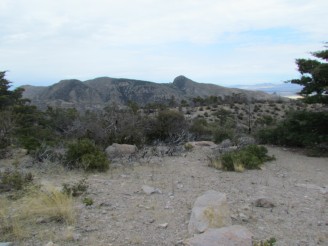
[229,83,303,98]
[21,75,283,110]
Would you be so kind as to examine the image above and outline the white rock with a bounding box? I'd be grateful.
[188,190,232,234]
[142,185,161,195]
[45,242,55,246]
[158,223,168,228]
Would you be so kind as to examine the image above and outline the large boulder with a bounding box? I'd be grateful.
[188,190,231,234]
[184,226,253,246]
[105,143,138,159]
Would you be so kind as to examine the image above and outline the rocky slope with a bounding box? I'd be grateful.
[21,75,281,110]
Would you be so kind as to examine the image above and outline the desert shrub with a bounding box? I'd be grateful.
[146,110,187,143]
[255,115,275,126]
[220,152,235,171]
[62,178,88,197]
[65,139,109,171]
[190,118,212,140]
[81,152,109,172]
[257,110,328,149]
[13,105,58,153]
[0,169,33,192]
[82,197,93,206]
[212,145,274,171]
[253,237,277,246]
[213,127,234,144]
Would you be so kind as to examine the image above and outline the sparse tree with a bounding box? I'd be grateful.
[288,43,328,104]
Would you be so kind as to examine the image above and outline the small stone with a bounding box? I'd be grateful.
[175,240,184,245]
[253,198,275,208]
[158,223,168,228]
[73,233,81,241]
[45,242,55,246]
[239,213,249,222]
[142,185,161,195]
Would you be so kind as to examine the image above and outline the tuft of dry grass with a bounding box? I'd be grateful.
[233,161,245,172]
[21,185,76,225]
[0,185,76,242]
[207,156,222,169]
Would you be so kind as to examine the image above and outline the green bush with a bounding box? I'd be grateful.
[257,110,328,149]
[220,152,235,171]
[82,197,94,206]
[216,145,274,171]
[213,128,234,144]
[190,118,212,140]
[146,110,187,143]
[65,139,109,171]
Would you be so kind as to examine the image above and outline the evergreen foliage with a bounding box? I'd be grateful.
[288,43,328,104]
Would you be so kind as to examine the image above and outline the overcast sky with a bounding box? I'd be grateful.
[1,0,327,87]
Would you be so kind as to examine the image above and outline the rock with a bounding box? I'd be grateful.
[188,190,231,234]
[0,243,14,246]
[253,198,275,208]
[188,141,217,148]
[45,242,55,246]
[184,225,253,246]
[237,136,255,148]
[142,185,161,195]
[220,139,233,148]
[239,213,249,222]
[105,143,138,159]
[158,223,168,228]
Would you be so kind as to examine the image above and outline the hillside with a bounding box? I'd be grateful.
[21,75,282,110]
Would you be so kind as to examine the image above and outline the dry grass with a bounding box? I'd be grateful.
[233,161,245,172]
[207,157,222,169]
[0,185,76,242]
[21,185,76,224]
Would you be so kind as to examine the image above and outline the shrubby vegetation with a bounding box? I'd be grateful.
[0,169,33,192]
[65,139,109,171]
[209,145,275,172]
[257,110,328,151]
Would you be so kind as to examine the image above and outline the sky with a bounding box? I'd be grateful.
[1,0,327,87]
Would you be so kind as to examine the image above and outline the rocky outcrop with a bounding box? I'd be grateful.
[188,190,231,234]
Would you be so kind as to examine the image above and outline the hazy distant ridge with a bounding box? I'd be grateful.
[21,75,282,110]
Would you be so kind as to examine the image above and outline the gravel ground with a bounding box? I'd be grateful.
[3,145,328,246]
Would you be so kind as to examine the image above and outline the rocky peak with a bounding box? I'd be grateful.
[172,75,194,89]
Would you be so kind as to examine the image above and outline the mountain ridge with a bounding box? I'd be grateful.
[21,75,283,110]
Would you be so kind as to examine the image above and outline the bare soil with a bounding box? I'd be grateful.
[1,145,328,246]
